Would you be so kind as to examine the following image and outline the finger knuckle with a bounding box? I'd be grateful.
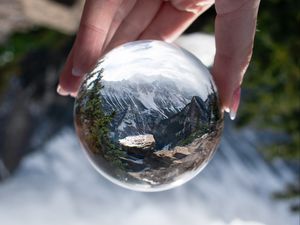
[80,22,106,35]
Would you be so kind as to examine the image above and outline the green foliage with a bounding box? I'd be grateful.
[234,0,300,210]
[179,127,207,146]
[179,90,221,146]
[0,27,70,94]
[237,0,300,161]
[76,67,126,171]
[208,82,222,123]
[273,182,300,212]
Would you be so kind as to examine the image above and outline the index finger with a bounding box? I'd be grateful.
[59,0,123,94]
[212,0,260,113]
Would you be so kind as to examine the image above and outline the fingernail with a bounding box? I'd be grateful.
[57,85,69,96]
[224,107,230,113]
[196,0,214,7]
[72,67,83,77]
[70,92,78,98]
[184,1,213,14]
[229,87,241,120]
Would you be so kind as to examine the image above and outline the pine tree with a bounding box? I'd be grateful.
[75,65,125,171]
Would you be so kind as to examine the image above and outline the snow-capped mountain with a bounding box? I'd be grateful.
[100,75,218,144]
[101,75,199,114]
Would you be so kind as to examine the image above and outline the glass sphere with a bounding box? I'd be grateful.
[74,40,223,191]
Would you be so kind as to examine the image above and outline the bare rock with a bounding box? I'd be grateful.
[119,134,156,155]
[20,0,84,34]
[0,0,84,43]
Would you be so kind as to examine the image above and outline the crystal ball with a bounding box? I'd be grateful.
[74,40,223,191]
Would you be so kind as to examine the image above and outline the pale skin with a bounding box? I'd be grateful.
[57,0,260,120]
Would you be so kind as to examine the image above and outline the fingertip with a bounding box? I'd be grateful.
[59,49,83,94]
[70,91,78,98]
[229,110,237,120]
[229,86,241,120]
[57,84,69,96]
[223,107,230,113]
[59,71,82,94]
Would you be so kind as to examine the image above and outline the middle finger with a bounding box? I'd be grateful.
[105,0,162,53]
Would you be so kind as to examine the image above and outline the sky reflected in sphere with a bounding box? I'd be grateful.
[74,40,223,191]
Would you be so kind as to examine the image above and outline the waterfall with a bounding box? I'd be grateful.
[0,159,10,180]
[0,121,296,225]
[0,33,296,225]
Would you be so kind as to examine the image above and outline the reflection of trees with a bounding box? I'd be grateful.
[176,83,222,147]
[75,63,125,171]
[154,87,222,148]
[206,81,221,125]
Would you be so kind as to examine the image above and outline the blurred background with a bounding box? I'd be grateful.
[0,0,299,225]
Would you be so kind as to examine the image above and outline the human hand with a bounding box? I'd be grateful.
[57,0,260,120]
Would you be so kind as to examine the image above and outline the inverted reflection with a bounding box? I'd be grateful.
[74,40,223,191]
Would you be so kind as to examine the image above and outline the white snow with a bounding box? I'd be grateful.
[137,91,158,111]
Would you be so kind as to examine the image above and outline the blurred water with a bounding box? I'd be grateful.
[0,122,297,225]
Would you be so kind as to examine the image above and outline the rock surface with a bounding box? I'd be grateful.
[0,0,83,43]
[119,134,155,153]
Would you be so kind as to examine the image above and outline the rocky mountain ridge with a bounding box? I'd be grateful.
[100,76,217,144]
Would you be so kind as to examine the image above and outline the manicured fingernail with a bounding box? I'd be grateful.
[70,92,78,98]
[72,67,83,77]
[184,1,213,14]
[229,87,241,120]
[196,0,214,6]
[224,107,230,113]
[57,85,69,96]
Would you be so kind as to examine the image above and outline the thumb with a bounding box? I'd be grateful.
[212,52,249,120]
[213,0,260,120]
